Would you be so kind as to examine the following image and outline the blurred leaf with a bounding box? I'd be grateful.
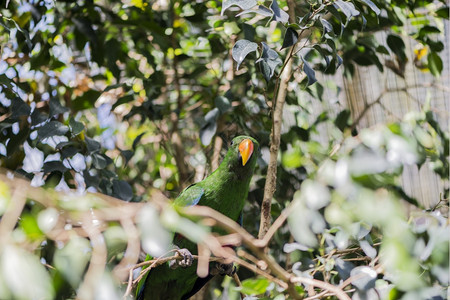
[200,108,220,146]
[1,245,54,299]
[138,204,172,257]
[428,52,443,77]
[54,237,91,288]
[72,90,102,111]
[240,277,270,295]
[232,39,258,70]
[350,266,377,290]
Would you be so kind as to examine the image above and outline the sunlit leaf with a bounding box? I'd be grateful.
[54,237,92,288]
[359,0,381,15]
[1,245,54,299]
[138,204,172,257]
[301,56,317,86]
[222,0,257,15]
[270,0,289,24]
[240,277,270,295]
[257,42,282,81]
[350,266,377,290]
[232,39,258,70]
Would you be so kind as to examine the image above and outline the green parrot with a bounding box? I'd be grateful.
[137,135,259,300]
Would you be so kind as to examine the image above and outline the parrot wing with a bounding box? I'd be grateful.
[174,183,205,207]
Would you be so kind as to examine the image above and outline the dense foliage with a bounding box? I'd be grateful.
[0,0,448,299]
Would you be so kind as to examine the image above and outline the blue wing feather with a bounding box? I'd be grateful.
[174,183,204,207]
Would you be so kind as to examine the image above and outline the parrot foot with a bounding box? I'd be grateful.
[170,248,193,269]
[212,262,236,277]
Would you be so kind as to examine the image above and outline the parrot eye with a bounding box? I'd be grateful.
[230,140,234,146]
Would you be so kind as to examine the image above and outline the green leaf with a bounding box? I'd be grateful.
[232,39,258,70]
[72,90,102,111]
[334,0,360,25]
[69,118,84,136]
[270,0,289,24]
[301,56,317,86]
[54,237,92,288]
[281,27,298,50]
[200,107,220,145]
[11,97,31,119]
[435,6,449,19]
[222,0,257,15]
[359,0,380,15]
[37,121,69,141]
[49,98,69,116]
[387,34,406,62]
[428,52,443,77]
[350,266,377,290]
[112,179,133,201]
[236,5,273,18]
[138,204,172,257]
[257,42,282,82]
[240,277,270,295]
[1,245,54,299]
[85,137,101,153]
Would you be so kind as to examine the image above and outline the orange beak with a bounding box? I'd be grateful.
[239,139,254,166]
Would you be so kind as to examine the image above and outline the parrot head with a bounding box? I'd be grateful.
[227,136,259,174]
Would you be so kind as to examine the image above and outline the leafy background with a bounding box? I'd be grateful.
[0,0,448,299]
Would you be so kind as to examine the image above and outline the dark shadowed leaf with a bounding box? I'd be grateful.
[232,39,258,70]
[38,121,69,141]
[30,109,48,127]
[387,34,407,62]
[72,90,102,111]
[281,27,298,50]
[222,0,257,15]
[85,137,101,154]
[49,98,69,116]
[92,153,108,169]
[270,0,289,24]
[43,161,68,173]
[11,97,31,119]
[132,132,146,150]
[301,56,317,86]
[112,179,133,201]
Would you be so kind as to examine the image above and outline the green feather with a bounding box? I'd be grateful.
[137,136,259,300]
